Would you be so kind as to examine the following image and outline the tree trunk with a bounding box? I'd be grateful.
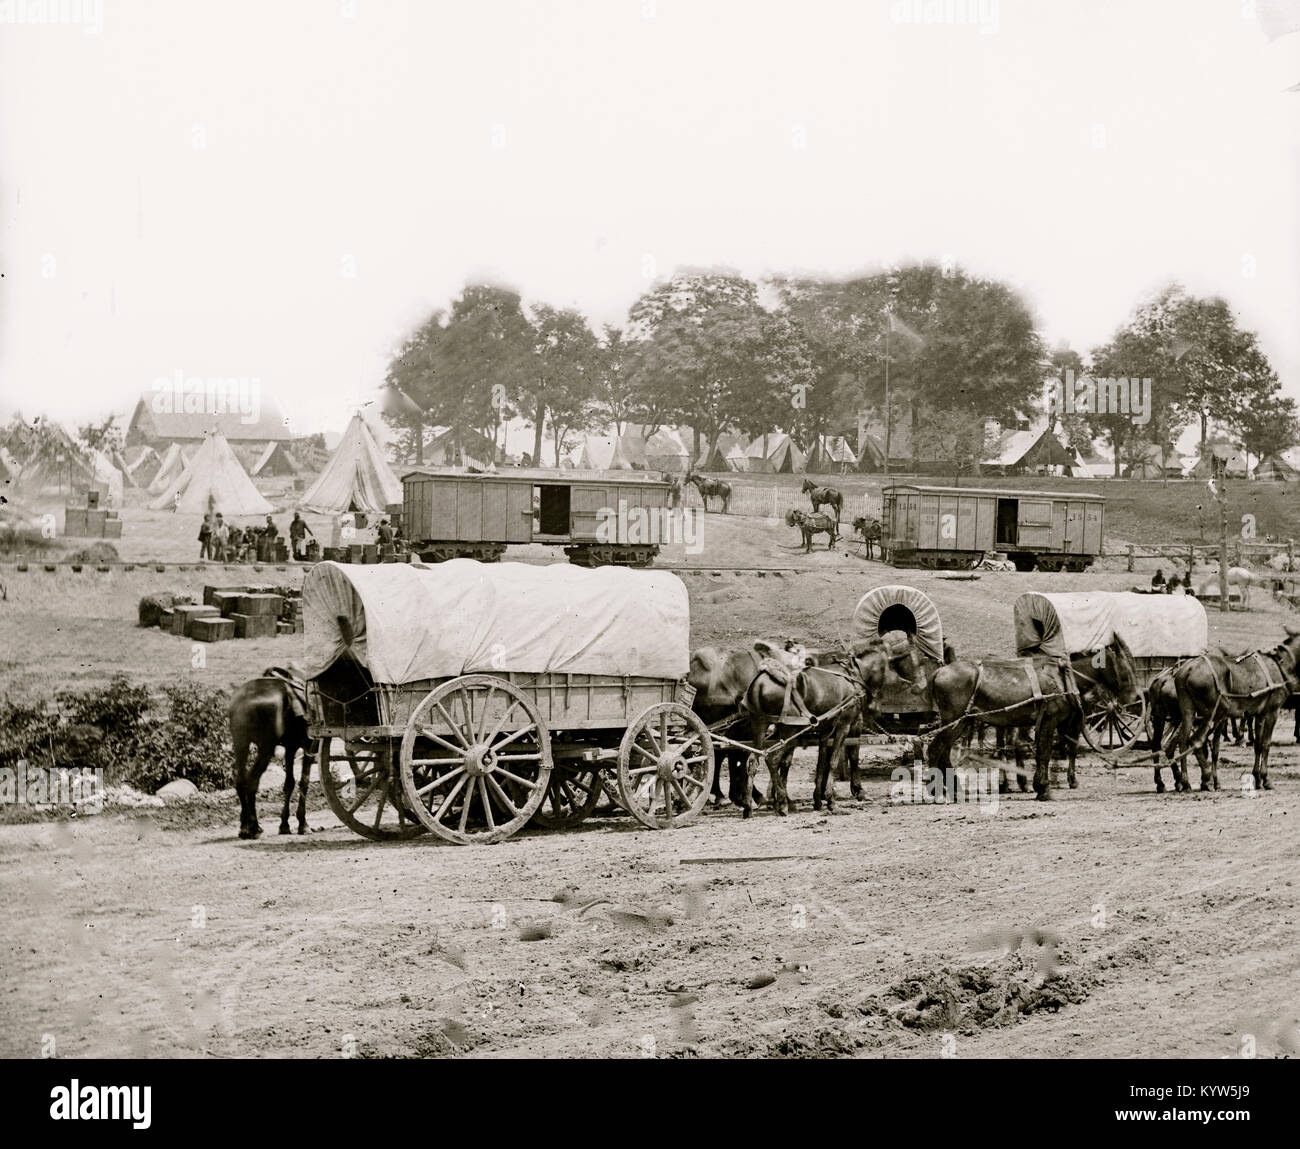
[1199,411,1208,459]
[533,397,546,466]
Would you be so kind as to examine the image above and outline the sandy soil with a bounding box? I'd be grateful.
[2,507,1299,1058]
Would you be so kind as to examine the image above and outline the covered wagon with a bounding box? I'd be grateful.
[1013,591,1208,750]
[301,559,711,843]
[852,584,946,732]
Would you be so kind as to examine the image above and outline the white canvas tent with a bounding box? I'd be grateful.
[87,447,125,507]
[644,427,693,472]
[148,430,273,514]
[147,442,187,495]
[298,413,402,514]
[744,433,805,473]
[804,435,856,473]
[250,440,299,477]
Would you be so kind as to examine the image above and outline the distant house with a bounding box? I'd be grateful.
[982,422,1080,476]
[125,393,294,466]
[1188,444,1249,479]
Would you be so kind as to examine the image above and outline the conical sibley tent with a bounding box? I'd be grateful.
[299,413,402,513]
[148,431,273,514]
[147,442,187,495]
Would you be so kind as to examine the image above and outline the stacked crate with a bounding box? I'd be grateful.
[63,495,122,539]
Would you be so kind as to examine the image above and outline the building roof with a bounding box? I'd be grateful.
[884,482,1105,501]
[127,395,294,442]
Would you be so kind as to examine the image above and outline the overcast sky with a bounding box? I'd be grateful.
[2,0,1298,437]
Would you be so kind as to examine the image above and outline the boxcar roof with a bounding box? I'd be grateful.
[884,483,1105,501]
[401,467,673,486]
[301,559,689,684]
[1013,591,1206,659]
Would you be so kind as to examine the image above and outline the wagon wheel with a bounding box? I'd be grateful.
[531,763,603,829]
[617,702,713,829]
[1080,687,1149,754]
[399,675,552,845]
[317,738,426,840]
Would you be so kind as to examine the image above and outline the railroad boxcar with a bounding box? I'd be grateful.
[881,483,1105,571]
[401,469,678,566]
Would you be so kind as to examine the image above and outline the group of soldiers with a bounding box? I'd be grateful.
[198,511,316,563]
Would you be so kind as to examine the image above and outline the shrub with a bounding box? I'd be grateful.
[0,523,61,559]
[0,697,60,769]
[67,542,119,563]
[137,592,193,627]
[125,682,232,793]
[55,676,152,777]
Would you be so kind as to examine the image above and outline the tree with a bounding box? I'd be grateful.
[592,325,639,436]
[78,415,121,453]
[627,269,787,457]
[1233,389,1298,471]
[384,284,533,465]
[520,304,601,466]
[909,401,992,483]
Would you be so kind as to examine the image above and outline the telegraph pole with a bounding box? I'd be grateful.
[1219,463,1229,614]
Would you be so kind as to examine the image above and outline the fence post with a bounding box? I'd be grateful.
[1127,545,1134,572]
[1188,545,1195,578]
[772,487,779,519]
[1289,539,1295,572]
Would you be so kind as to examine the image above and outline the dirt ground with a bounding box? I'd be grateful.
[2,506,1299,1058]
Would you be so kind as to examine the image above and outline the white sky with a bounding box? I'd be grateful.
[2,0,1298,437]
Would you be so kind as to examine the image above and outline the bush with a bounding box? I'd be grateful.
[125,682,232,793]
[137,592,192,627]
[55,676,152,776]
[0,678,232,795]
[67,542,119,563]
[0,697,60,769]
[0,523,60,559]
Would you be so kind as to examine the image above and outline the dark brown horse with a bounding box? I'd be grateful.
[801,479,843,521]
[686,472,731,513]
[741,637,903,818]
[1169,630,1300,791]
[929,636,1139,800]
[229,668,316,839]
[851,515,882,560]
[687,646,765,809]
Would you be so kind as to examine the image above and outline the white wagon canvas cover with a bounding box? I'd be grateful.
[852,584,944,664]
[1013,591,1208,659]
[302,559,689,684]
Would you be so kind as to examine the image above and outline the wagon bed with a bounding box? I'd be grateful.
[302,560,711,843]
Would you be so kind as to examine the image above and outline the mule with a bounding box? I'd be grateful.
[801,479,843,522]
[929,636,1139,800]
[1150,666,1255,793]
[785,508,838,553]
[1169,629,1300,791]
[229,668,316,839]
[687,646,765,809]
[851,515,882,561]
[741,637,903,818]
[686,472,732,513]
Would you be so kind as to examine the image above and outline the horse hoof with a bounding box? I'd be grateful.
[1035,790,1053,802]
[850,788,863,801]
[1068,779,1078,790]
[1260,778,1273,791]
[279,825,291,835]
[297,826,309,836]
[1155,783,1165,793]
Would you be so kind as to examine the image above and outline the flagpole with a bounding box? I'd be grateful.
[884,322,891,479]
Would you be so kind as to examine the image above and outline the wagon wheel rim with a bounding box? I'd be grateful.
[1080,687,1149,754]
[399,675,552,845]
[317,738,426,840]
[616,702,713,829]
[530,763,603,829]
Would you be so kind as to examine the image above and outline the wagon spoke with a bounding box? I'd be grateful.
[417,767,465,797]
[677,772,707,792]
[493,752,541,762]
[474,685,496,743]
[488,723,531,752]
[560,778,578,811]
[627,763,659,777]
[682,754,710,766]
[408,755,464,768]
[417,726,469,756]
[670,778,692,810]
[457,783,473,833]
[372,788,388,831]
[479,778,496,831]
[487,774,522,817]
[484,699,524,745]
[432,773,469,821]
[434,702,472,748]
[675,732,703,757]
[344,771,382,814]
[493,767,541,791]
